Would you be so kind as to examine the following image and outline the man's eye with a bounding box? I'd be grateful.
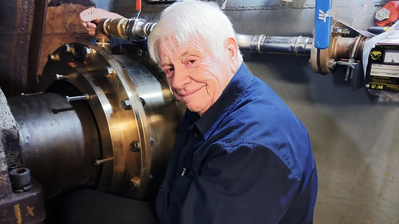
[188,60,196,64]
[164,67,174,73]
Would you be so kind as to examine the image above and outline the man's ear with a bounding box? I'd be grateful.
[226,37,238,61]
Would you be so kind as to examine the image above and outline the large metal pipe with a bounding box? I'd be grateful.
[100,18,313,56]
[236,34,313,56]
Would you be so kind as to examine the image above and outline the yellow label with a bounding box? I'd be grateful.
[371,51,382,60]
[14,204,22,224]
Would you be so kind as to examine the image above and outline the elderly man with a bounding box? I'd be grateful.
[77,0,318,223]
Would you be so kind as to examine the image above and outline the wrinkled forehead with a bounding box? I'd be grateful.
[157,35,208,60]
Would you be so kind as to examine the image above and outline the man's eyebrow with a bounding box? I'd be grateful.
[160,62,171,68]
[182,49,201,57]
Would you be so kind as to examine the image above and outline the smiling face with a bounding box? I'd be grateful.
[158,37,237,116]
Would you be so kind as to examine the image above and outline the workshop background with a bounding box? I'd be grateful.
[1,0,398,223]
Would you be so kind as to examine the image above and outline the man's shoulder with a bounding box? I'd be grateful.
[217,81,311,179]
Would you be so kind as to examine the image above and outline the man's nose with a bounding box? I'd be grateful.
[170,65,190,90]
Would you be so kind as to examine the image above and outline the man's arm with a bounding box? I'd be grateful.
[180,143,299,224]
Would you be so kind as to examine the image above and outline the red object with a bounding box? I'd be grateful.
[375,1,399,26]
[136,0,142,12]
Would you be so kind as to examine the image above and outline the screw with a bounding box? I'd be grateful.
[375,8,390,22]
[66,94,89,102]
[104,66,116,77]
[130,141,140,152]
[93,157,114,165]
[121,99,132,110]
[54,74,66,80]
[341,29,350,35]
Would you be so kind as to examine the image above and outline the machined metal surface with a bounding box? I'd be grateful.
[309,22,366,75]
[6,92,102,199]
[37,43,183,199]
[102,18,156,42]
[236,34,313,56]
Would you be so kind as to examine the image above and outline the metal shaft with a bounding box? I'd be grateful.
[6,92,101,198]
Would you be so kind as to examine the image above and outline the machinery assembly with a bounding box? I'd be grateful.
[1,0,399,223]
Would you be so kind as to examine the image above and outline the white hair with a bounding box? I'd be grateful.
[147,0,242,65]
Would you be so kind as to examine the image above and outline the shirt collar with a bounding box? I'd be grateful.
[189,62,252,139]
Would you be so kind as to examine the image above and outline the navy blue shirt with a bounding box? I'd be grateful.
[156,63,318,224]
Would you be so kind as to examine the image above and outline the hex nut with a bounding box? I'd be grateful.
[121,99,132,110]
[104,66,116,77]
[327,60,336,69]
[375,8,390,22]
[130,141,140,152]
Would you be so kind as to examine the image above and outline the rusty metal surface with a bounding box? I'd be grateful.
[0,1,35,97]
[27,0,48,98]
[38,4,93,79]
[0,178,46,224]
[0,88,17,200]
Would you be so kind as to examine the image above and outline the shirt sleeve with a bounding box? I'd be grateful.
[179,142,299,224]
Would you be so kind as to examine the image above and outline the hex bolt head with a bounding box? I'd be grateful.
[121,99,132,110]
[375,8,391,22]
[82,47,92,58]
[104,66,116,77]
[130,141,140,152]
[65,44,74,53]
[327,60,336,69]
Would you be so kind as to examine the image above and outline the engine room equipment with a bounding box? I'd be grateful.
[2,4,398,222]
[100,17,369,90]
[365,42,399,95]
[0,41,185,218]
